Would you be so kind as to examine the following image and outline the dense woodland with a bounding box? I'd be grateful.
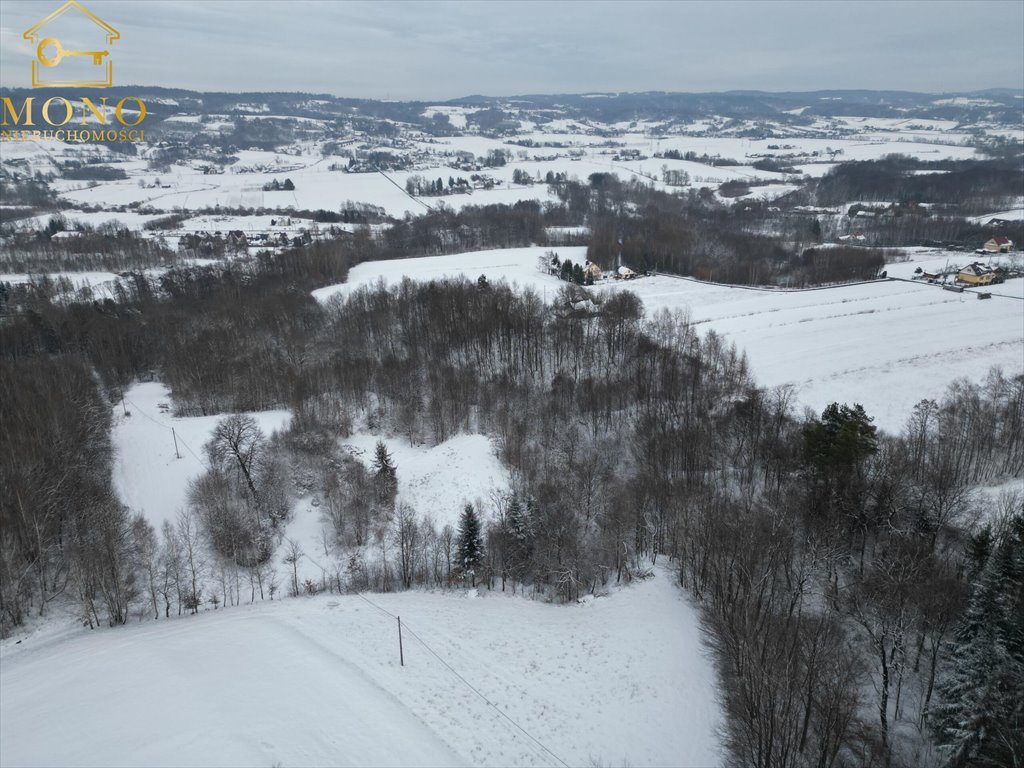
[0,219,176,274]
[810,156,1024,215]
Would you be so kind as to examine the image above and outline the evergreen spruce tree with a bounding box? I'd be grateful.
[559,259,572,282]
[967,525,993,579]
[803,402,878,517]
[371,440,394,472]
[506,494,535,566]
[457,503,485,587]
[930,513,1024,767]
[803,402,878,473]
[371,440,397,507]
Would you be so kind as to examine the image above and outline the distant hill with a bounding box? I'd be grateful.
[3,86,1021,126]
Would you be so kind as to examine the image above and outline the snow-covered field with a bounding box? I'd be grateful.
[644,275,1023,431]
[315,246,1024,433]
[342,433,511,531]
[21,382,727,767]
[970,207,1024,223]
[113,383,291,535]
[12,210,165,231]
[0,270,121,289]
[111,383,511,585]
[40,135,977,219]
[0,565,721,768]
[313,246,575,303]
[1,104,993,223]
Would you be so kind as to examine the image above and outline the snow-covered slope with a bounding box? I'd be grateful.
[342,433,511,530]
[111,384,513,586]
[597,273,1024,431]
[312,246,585,303]
[314,246,1024,433]
[113,383,291,535]
[0,567,721,768]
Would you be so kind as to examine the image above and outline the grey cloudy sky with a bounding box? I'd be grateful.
[1,0,1022,99]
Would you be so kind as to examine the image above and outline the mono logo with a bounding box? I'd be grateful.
[3,1,147,142]
[23,0,119,88]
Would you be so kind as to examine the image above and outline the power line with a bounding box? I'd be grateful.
[353,591,570,768]
[122,396,209,469]
[175,434,208,468]
[123,395,171,430]
[372,164,434,212]
[353,590,397,619]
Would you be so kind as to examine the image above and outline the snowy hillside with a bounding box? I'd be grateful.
[113,383,291,535]
[341,433,511,531]
[313,246,1024,433]
[111,383,512,588]
[312,246,585,303]
[0,567,722,768]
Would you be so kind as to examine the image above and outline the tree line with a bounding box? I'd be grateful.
[812,156,1024,215]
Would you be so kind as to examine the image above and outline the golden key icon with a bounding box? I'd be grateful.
[36,36,108,67]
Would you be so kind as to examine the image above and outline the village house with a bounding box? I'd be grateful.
[957,262,995,286]
[616,265,638,280]
[983,235,1014,253]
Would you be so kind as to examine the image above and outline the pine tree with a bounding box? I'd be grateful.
[505,495,535,583]
[803,402,878,473]
[372,440,397,507]
[930,513,1024,767]
[803,402,878,519]
[457,503,485,587]
[967,525,994,580]
[559,259,572,282]
[507,495,534,551]
[372,440,395,474]
[572,263,585,285]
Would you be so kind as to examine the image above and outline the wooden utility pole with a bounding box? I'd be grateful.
[171,427,181,459]
[397,616,404,667]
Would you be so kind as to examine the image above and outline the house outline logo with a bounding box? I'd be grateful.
[23,1,119,88]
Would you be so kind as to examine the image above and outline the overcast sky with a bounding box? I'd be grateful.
[1,0,1022,99]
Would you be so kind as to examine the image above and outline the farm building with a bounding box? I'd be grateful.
[957,263,995,285]
[584,260,603,279]
[983,236,1014,253]
[617,265,638,279]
